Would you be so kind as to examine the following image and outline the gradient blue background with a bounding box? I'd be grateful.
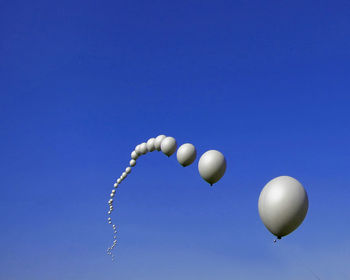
[1,0,349,279]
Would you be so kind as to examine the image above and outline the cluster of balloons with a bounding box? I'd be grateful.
[106,134,227,260]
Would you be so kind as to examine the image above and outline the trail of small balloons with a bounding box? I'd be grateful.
[106,134,310,262]
[105,134,227,260]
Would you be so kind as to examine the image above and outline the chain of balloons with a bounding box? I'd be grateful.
[106,134,309,260]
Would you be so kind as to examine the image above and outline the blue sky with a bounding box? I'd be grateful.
[1,0,350,279]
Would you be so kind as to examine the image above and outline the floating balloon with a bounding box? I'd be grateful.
[122,172,127,179]
[114,183,118,188]
[117,178,121,184]
[161,136,177,157]
[130,159,136,167]
[135,145,142,155]
[131,151,138,160]
[198,150,226,185]
[140,143,148,155]
[176,143,197,166]
[154,135,166,151]
[146,138,156,152]
[125,167,131,174]
[258,176,308,239]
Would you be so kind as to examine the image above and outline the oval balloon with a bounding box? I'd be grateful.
[198,150,226,185]
[258,176,308,239]
[131,151,138,160]
[139,143,148,155]
[146,138,156,152]
[161,136,177,157]
[125,167,131,174]
[154,135,166,151]
[130,159,136,167]
[176,143,197,166]
[135,145,142,156]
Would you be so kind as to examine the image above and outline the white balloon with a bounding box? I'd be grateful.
[161,137,177,157]
[154,135,166,151]
[110,193,115,197]
[117,178,121,184]
[112,189,116,194]
[122,172,127,179]
[130,159,136,167]
[108,217,111,221]
[114,183,118,188]
[198,150,226,185]
[140,142,148,155]
[125,167,131,174]
[146,138,156,152]
[131,151,138,160]
[176,143,197,166]
[135,145,142,155]
[258,176,309,239]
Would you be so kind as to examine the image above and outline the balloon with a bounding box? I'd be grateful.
[125,167,131,174]
[117,178,122,184]
[176,143,197,166]
[140,143,148,155]
[258,176,309,239]
[161,137,177,157]
[131,151,138,160]
[198,150,226,185]
[110,193,115,197]
[130,159,136,167]
[122,172,127,179]
[112,189,116,194]
[146,138,156,152]
[135,145,142,156]
[114,183,118,188]
[154,135,166,151]
[108,217,111,221]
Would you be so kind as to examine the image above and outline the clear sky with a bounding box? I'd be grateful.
[1,0,350,279]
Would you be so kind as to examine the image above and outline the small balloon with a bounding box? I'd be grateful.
[114,183,118,188]
[146,138,156,152]
[198,150,226,185]
[130,159,136,167]
[117,178,122,184]
[177,143,197,166]
[122,172,127,179]
[258,176,309,239]
[140,143,148,155]
[131,151,138,160]
[135,145,142,156]
[125,167,131,174]
[161,136,177,157]
[154,135,166,151]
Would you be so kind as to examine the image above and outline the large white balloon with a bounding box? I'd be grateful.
[146,138,156,152]
[161,137,177,157]
[130,159,136,167]
[198,150,226,185]
[258,176,308,239]
[140,143,148,155]
[125,167,131,174]
[154,135,166,151]
[177,143,197,167]
[131,151,138,160]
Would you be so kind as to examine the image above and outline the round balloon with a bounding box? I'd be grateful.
[198,150,226,185]
[135,145,142,156]
[161,137,177,157]
[130,159,136,167]
[154,135,166,151]
[125,167,131,174]
[258,176,309,239]
[177,143,197,166]
[146,138,156,152]
[139,143,148,155]
[131,151,138,160]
